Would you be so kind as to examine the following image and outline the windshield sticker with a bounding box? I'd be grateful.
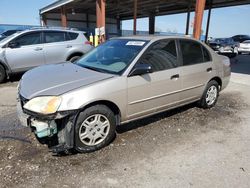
[126,41,145,46]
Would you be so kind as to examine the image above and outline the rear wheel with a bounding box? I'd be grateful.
[74,105,116,153]
[69,56,81,63]
[0,64,6,83]
[199,80,219,109]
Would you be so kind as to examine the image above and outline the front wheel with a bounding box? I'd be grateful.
[74,105,116,153]
[199,80,219,109]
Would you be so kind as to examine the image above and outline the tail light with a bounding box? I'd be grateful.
[85,41,92,45]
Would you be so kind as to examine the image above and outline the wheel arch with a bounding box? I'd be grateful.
[0,60,10,77]
[79,100,121,126]
[66,52,84,61]
[209,77,222,90]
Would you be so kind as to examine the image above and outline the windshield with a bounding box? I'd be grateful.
[76,39,148,75]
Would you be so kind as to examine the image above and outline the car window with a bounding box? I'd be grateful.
[67,32,79,40]
[13,32,41,46]
[45,31,65,43]
[180,40,204,66]
[202,46,211,62]
[140,40,178,72]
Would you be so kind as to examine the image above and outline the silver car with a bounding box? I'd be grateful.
[0,28,93,83]
[17,36,231,154]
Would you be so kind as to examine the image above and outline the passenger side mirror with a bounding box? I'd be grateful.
[8,41,20,48]
[129,63,153,76]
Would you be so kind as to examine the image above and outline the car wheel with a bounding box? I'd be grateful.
[69,56,81,63]
[238,52,242,55]
[74,105,116,153]
[0,64,6,83]
[199,80,219,109]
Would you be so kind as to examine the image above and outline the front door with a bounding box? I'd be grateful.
[5,31,44,72]
[127,39,182,120]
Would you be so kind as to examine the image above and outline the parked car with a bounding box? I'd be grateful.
[0,29,22,41]
[232,35,250,43]
[0,28,93,83]
[17,36,231,154]
[208,38,238,57]
[238,40,250,54]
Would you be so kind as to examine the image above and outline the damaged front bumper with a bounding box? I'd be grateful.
[17,97,78,153]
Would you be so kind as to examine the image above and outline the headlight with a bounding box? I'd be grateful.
[24,96,62,115]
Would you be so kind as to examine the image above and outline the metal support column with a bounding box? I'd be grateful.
[193,0,206,39]
[205,0,213,43]
[61,6,67,27]
[96,0,106,41]
[133,0,137,35]
[149,13,155,35]
[185,1,191,35]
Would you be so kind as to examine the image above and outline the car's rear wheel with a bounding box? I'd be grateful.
[0,64,6,83]
[74,105,116,153]
[199,80,219,109]
[69,56,81,63]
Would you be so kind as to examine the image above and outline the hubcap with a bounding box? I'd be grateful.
[206,85,218,105]
[79,114,110,146]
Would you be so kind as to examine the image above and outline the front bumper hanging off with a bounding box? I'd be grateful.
[17,98,78,153]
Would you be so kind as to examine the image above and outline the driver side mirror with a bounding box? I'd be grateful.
[129,63,153,76]
[8,41,20,48]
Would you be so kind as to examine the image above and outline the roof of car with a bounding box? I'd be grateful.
[113,35,197,42]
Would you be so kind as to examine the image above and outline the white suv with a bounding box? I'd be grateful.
[0,28,93,83]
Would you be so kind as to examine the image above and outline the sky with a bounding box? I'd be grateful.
[0,0,250,38]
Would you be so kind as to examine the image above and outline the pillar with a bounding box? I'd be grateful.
[193,0,206,39]
[61,6,67,27]
[185,1,191,35]
[96,0,106,41]
[205,0,213,43]
[149,13,155,35]
[133,0,137,35]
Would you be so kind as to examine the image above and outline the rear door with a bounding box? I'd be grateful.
[127,39,182,119]
[42,31,69,64]
[5,31,44,72]
[178,39,216,102]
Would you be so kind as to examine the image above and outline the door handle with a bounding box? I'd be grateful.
[207,67,213,72]
[34,47,43,51]
[171,74,180,80]
[66,45,72,48]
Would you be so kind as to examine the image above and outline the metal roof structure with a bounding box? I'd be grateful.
[40,0,250,20]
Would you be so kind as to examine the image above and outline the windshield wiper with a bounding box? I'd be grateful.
[81,65,106,73]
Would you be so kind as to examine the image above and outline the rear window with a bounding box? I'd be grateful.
[44,31,65,43]
[180,40,204,66]
[66,32,79,41]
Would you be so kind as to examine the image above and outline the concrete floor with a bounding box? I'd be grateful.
[0,55,250,188]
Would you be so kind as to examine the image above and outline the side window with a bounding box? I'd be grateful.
[202,46,211,62]
[66,32,79,41]
[140,40,178,72]
[180,40,204,66]
[44,31,65,43]
[13,32,41,46]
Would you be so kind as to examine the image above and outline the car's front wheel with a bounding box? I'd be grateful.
[74,105,116,153]
[199,80,219,109]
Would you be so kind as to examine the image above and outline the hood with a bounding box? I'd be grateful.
[19,63,114,99]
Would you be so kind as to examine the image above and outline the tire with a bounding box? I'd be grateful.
[0,64,6,83]
[238,52,242,55]
[74,105,116,153]
[69,56,81,63]
[199,80,219,109]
